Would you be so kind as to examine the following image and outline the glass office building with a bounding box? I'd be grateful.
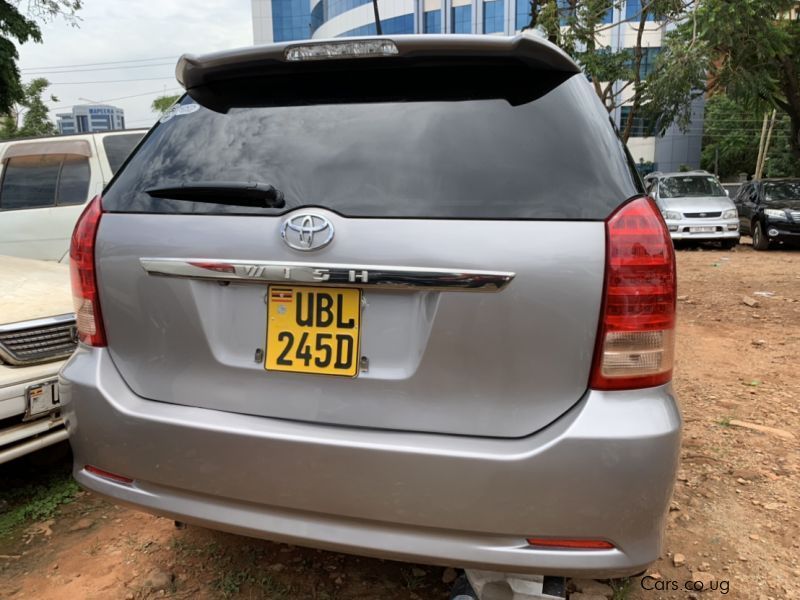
[251,0,702,171]
[56,105,126,135]
[254,0,531,41]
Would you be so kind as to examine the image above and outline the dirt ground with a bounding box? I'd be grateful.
[1,241,798,600]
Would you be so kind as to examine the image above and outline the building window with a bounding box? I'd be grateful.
[423,9,441,33]
[625,0,655,21]
[619,106,655,137]
[515,0,529,30]
[601,5,613,23]
[451,5,471,33]
[557,0,574,26]
[311,2,324,34]
[639,47,660,78]
[272,0,312,41]
[339,13,415,37]
[324,0,373,21]
[483,0,504,33]
[624,47,661,79]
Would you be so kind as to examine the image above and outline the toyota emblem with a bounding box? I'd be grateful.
[281,213,334,251]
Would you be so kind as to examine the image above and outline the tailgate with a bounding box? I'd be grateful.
[94,36,640,437]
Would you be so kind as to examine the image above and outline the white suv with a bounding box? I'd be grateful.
[644,170,740,248]
[0,130,145,261]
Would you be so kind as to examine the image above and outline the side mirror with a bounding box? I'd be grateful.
[725,189,730,197]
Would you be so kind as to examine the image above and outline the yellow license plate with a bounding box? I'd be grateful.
[265,286,361,377]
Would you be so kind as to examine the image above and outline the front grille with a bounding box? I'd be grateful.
[683,212,721,218]
[0,314,77,366]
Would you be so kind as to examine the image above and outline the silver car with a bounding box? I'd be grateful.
[644,171,739,248]
[60,35,681,579]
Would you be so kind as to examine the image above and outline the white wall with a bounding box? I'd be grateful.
[252,0,275,44]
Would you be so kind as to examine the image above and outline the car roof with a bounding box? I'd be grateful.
[0,128,148,144]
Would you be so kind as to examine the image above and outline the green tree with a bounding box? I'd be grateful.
[0,77,57,139]
[658,0,800,162]
[523,1,693,143]
[151,94,180,115]
[0,1,82,115]
[701,94,799,179]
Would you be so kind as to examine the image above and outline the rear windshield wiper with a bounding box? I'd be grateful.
[145,181,285,208]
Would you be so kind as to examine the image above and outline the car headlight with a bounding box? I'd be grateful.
[764,208,788,220]
[722,209,737,219]
[663,211,682,220]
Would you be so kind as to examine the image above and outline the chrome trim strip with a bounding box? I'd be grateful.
[140,258,515,292]
[0,313,75,334]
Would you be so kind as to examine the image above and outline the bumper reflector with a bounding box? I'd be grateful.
[526,538,615,550]
[85,465,133,485]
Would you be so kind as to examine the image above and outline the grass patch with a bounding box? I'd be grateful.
[610,578,633,600]
[216,570,252,598]
[717,415,732,427]
[0,465,78,538]
[214,569,290,599]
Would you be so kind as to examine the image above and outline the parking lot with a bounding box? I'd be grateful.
[1,242,798,600]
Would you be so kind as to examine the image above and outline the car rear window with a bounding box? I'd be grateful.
[103,74,641,220]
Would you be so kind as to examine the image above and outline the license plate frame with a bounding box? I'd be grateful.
[265,285,362,377]
[25,379,60,420]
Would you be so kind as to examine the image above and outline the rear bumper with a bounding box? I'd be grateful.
[665,218,739,241]
[61,347,681,578]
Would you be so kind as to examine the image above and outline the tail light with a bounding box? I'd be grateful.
[70,195,107,346]
[590,196,676,390]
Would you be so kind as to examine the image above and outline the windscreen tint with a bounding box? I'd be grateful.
[660,176,725,198]
[764,181,800,206]
[103,76,640,220]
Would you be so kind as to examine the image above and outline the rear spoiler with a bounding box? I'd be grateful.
[175,35,581,112]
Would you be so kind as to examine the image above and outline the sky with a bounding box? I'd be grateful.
[17,0,254,129]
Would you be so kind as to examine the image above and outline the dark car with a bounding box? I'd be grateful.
[734,179,800,250]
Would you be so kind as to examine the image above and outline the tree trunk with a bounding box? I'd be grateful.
[620,10,648,143]
[779,56,800,160]
[789,112,800,161]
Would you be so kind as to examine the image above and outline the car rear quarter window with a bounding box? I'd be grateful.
[103,74,641,220]
[0,153,92,210]
[102,133,145,174]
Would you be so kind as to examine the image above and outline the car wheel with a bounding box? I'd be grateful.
[752,222,769,250]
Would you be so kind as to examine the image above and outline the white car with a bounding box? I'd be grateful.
[0,255,76,463]
[644,170,740,248]
[0,129,145,261]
